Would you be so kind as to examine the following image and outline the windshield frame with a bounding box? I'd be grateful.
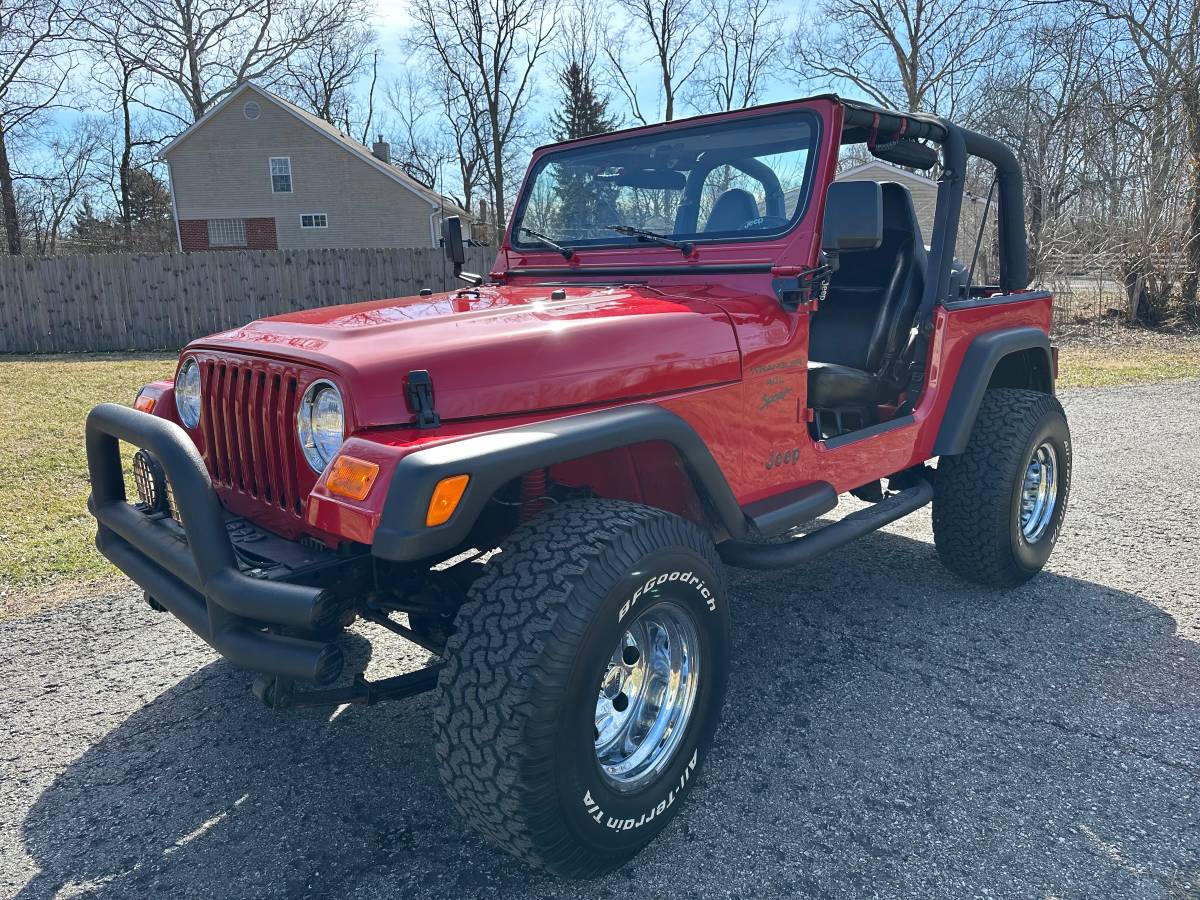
[508,108,823,255]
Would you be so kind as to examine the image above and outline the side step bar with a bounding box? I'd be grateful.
[719,479,934,570]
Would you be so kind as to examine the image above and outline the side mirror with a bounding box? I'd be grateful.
[821,181,883,253]
[442,216,466,265]
[441,216,481,286]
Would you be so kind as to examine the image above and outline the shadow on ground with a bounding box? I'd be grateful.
[15,526,1200,899]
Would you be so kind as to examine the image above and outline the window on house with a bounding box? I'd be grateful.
[208,218,247,247]
[300,214,328,228]
[270,157,292,193]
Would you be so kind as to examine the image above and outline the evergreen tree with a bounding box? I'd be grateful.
[122,168,174,249]
[548,62,618,239]
[68,168,174,252]
[550,62,617,141]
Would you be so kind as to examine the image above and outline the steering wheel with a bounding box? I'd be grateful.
[739,216,790,231]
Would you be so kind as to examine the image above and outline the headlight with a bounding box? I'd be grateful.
[175,357,202,428]
[297,380,344,472]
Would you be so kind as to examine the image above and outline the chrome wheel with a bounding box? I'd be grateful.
[1019,441,1058,543]
[594,601,701,793]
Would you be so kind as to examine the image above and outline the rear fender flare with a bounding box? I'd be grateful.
[371,405,751,561]
[933,327,1053,457]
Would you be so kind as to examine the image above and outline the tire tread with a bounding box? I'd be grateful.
[432,499,723,876]
[933,388,1069,587]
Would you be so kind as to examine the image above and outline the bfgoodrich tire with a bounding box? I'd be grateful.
[933,388,1072,587]
[432,499,730,877]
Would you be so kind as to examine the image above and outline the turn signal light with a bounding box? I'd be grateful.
[134,393,156,413]
[325,455,380,501]
[427,474,470,527]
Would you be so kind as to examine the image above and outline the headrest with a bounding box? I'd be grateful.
[822,181,883,252]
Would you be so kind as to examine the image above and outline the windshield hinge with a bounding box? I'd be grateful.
[772,264,832,311]
[405,370,441,429]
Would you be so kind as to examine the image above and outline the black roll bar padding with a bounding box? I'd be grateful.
[923,124,968,317]
[675,152,787,232]
[958,128,1029,292]
[727,157,787,219]
[86,403,332,631]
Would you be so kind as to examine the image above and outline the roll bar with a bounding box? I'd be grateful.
[840,101,1029,295]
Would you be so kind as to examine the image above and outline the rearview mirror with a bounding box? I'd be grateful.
[821,181,883,253]
[596,168,688,189]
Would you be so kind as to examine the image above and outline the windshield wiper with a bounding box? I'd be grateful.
[605,224,693,256]
[519,227,574,260]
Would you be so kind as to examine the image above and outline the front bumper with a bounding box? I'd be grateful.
[86,403,346,684]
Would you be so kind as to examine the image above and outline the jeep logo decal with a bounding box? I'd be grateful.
[766,447,802,469]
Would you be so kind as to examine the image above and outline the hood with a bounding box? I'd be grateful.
[189,284,741,427]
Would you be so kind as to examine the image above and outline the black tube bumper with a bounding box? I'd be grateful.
[85,403,344,684]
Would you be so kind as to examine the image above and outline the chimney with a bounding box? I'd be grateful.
[371,135,391,164]
[478,199,489,223]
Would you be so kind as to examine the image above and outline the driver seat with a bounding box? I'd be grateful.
[704,188,759,232]
[807,182,927,411]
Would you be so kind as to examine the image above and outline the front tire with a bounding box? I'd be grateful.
[432,499,730,877]
[933,388,1072,587]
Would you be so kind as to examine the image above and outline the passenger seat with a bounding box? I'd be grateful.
[807,182,927,410]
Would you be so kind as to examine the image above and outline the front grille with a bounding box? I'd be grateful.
[199,359,305,517]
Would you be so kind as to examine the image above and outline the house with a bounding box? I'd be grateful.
[161,82,472,252]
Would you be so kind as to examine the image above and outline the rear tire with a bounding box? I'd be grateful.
[432,499,730,877]
[933,388,1071,587]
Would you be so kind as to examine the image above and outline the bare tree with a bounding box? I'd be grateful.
[383,71,441,189]
[81,12,166,250]
[16,119,103,253]
[277,21,378,141]
[603,0,707,123]
[435,73,488,219]
[975,13,1110,282]
[407,0,557,231]
[556,0,605,78]
[686,0,786,113]
[0,0,78,254]
[1077,0,1200,311]
[787,0,1017,117]
[89,0,370,125]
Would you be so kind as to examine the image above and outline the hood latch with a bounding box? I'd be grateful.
[405,370,441,429]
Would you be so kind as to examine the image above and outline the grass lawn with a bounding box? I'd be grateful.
[0,336,1197,621]
[0,354,176,620]
[1056,343,1200,388]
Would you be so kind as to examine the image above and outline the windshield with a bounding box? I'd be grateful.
[512,110,819,252]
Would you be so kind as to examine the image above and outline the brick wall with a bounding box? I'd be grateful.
[177,217,278,252]
[246,217,278,250]
[178,219,209,251]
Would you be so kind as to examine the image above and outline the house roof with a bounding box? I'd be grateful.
[837,159,938,186]
[160,81,470,217]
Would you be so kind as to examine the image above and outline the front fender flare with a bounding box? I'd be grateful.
[933,326,1052,457]
[371,404,752,562]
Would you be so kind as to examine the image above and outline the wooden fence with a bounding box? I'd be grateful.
[0,245,497,354]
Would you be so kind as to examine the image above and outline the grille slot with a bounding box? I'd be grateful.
[200,359,304,517]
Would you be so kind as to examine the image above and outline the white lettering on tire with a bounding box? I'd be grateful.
[619,572,716,622]
[582,749,699,830]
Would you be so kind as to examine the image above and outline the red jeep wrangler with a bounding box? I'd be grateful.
[86,95,1070,876]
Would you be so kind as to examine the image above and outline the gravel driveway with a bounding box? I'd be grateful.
[3,380,1199,899]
